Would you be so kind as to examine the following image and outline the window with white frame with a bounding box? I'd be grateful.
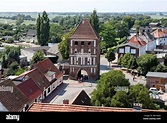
[94,49,96,54]
[71,40,73,46]
[93,57,96,65]
[81,49,83,53]
[131,49,136,54]
[94,68,96,73]
[94,40,96,47]
[125,47,130,53]
[83,57,85,65]
[119,48,124,53]
[91,68,93,73]
[87,58,90,65]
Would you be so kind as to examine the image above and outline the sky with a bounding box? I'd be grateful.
[0,0,167,12]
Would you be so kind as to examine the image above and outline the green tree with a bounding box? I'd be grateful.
[30,50,45,66]
[115,22,129,39]
[90,9,99,33]
[110,91,130,107]
[110,84,158,109]
[36,14,41,45]
[58,28,75,60]
[100,21,116,48]
[91,70,130,106]
[137,54,158,76]
[128,84,157,109]
[36,11,50,46]
[105,48,115,67]
[122,16,135,29]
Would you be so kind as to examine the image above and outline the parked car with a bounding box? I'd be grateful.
[149,87,163,94]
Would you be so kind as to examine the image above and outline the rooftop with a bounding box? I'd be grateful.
[146,72,167,78]
[27,103,166,112]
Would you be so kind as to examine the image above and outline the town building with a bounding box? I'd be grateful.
[69,19,100,81]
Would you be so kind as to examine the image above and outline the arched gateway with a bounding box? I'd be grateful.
[69,19,100,81]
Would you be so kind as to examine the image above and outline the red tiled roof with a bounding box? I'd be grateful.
[13,68,50,91]
[0,79,29,111]
[27,103,166,112]
[33,58,63,80]
[70,19,100,40]
[28,69,50,90]
[17,78,42,102]
[128,35,147,46]
[152,29,167,38]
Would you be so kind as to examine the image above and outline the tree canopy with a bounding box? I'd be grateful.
[30,50,45,66]
[91,70,130,106]
[36,11,50,46]
[90,9,100,33]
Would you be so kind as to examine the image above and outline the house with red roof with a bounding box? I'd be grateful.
[117,28,156,59]
[13,68,50,102]
[152,28,167,46]
[32,58,63,94]
[0,79,29,112]
[17,78,43,107]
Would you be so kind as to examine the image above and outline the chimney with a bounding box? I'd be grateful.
[63,99,69,104]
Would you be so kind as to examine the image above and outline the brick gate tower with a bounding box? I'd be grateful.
[69,19,100,81]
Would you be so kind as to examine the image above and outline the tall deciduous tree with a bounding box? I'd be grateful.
[91,70,130,106]
[58,28,75,60]
[137,54,158,76]
[90,9,99,33]
[36,11,50,46]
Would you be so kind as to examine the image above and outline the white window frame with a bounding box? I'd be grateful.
[125,47,130,53]
[119,48,124,53]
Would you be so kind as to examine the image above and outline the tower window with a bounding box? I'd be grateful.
[81,41,84,45]
[75,41,78,45]
[88,42,91,45]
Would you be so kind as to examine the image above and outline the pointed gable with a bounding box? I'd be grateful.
[128,35,147,46]
[70,19,99,40]
[71,90,91,106]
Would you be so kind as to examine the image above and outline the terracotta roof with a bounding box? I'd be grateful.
[33,58,63,80]
[27,103,166,112]
[70,19,100,40]
[152,29,167,38]
[71,90,92,106]
[13,68,50,91]
[0,79,29,111]
[128,35,147,46]
[17,78,42,102]
[27,69,50,90]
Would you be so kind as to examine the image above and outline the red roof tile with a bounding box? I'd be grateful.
[152,29,167,38]
[27,103,166,112]
[128,35,147,46]
[33,58,63,80]
[17,78,42,102]
[0,79,29,111]
[70,19,100,40]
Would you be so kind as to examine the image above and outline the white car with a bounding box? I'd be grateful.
[149,87,163,94]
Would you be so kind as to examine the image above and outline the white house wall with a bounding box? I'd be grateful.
[146,40,156,51]
[156,37,167,46]
[139,45,146,56]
